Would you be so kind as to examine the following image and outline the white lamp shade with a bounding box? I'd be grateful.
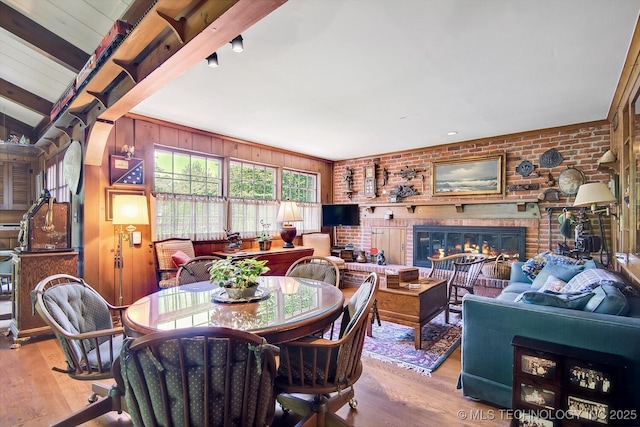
[276,201,302,223]
[112,195,149,225]
[573,183,616,207]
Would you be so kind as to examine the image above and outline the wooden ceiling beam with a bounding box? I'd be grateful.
[0,78,53,117]
[0,2,88,72]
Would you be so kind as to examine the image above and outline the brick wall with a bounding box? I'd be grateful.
[332,122,612,264]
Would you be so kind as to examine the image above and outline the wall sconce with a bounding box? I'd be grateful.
[230,35,244,52]
[112,194,149,305]
[276,200,302,248]
[573,183,616,214]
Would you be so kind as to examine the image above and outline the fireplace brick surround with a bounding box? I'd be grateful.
[329,122,613,289]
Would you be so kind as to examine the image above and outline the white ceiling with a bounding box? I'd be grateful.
[2,1,640,162]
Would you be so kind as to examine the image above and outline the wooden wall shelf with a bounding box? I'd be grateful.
[362,199,540,220]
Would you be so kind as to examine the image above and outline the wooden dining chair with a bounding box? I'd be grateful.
[176,255,221,285]
[285,255,340,288]
[114,327,280,427]
[275,272,379,427]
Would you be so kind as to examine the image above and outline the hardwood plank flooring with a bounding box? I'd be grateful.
[0,286,511,427]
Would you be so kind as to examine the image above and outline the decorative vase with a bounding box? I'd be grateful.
[259,240,272,251]
[225,285,259,300]
[356,250,366,263]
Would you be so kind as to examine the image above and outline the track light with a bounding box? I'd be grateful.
[230,35,243,52]
[206,52,218,68]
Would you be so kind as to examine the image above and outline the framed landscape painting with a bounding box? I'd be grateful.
[431,154,504,196]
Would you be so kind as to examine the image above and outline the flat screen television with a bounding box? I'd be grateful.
[322,204,360,226]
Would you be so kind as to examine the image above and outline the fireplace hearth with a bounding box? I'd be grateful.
[413,225,526,268]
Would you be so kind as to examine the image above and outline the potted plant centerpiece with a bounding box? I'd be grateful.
[256,219,272,251]
[209,257,270,299]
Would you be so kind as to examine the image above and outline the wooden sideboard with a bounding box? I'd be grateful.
[212,246,314,276]
[10,251,78,343]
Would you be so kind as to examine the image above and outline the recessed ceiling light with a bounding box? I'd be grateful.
[447,131,458,136]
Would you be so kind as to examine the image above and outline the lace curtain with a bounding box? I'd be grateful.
[229,198,280,238]
[154,193,226,241]
[296,202,321,234]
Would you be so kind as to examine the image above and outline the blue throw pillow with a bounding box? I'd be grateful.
[531,263,585,290]
[515,290,594,310]
[583,285,629,316]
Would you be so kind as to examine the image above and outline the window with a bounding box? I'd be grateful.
[45,155,69,203]
[154,148,222,195]
[154,148,225,240]
[229,161,278,236]
[283,169,321,233]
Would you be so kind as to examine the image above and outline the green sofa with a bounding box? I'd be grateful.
[458,261,640,410]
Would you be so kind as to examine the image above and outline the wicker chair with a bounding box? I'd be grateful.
[33,274,128,426]
[427,253,487,313]
[285,255,340,288]
[152,238,195,289]
[114,327,280,427]
[176,255,222,285]
[275,272,379,427]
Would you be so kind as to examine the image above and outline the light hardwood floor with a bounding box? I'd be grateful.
[0,287,511,427]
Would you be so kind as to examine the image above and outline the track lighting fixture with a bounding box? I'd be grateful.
[206,52,218,68]
[230,35,244,52]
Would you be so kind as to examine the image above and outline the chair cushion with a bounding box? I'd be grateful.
[171,250,192,267]
[288,263,337,286]
[87,334,124,370]
[301,234,331,257]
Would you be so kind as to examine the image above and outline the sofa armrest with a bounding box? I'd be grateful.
[509,261,532,284]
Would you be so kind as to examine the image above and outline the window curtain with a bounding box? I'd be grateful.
[155,193,226,241]
[296,202,321,234]
[229,198,279,238]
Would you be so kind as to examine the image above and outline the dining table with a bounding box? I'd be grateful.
[123,276,345,344]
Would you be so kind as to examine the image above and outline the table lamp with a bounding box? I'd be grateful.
[113,194,149,304]
[277,200,302,248]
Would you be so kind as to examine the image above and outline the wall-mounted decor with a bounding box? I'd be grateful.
[110,155,144,185]
[105,188,146,221]
[394,165,425,181]
[515,160,535,177]
[63,140,82,195]
[431,154,505,197]
[558,166,585,196]
[364,163,377,198]
[540,149,563,168]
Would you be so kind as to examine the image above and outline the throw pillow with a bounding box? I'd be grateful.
[521,251,578,281]
[536,275,567,293]
[515,290,594,310]
[171,250,192,267]
[561,269,630,294]
[530,263,584,290]
[582,285,629,316]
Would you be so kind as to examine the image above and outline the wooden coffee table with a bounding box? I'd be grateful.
[367,278,448,349]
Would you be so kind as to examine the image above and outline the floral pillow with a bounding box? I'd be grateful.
[521,251,579,281]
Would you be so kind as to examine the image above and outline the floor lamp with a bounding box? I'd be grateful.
[573,182,616,266]
[112,194,149,305]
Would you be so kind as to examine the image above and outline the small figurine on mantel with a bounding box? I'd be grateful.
[376,249,386,265]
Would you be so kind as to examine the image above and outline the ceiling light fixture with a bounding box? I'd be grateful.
[230,35,244,52]
[206,53,219,67]
[447,131,458,136]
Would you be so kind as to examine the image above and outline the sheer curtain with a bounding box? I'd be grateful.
[154,193,226,240]
[296,202,321,234]
[229,198,279,238]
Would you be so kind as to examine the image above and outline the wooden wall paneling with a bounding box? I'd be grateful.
[211,136,225,156]
[237,142,252,160]
[178,129,192,150]
[159,125,179,148]
[136,120,161,148]
[224,139,239,157]
[192,132,212,153]
[270,150,284,166]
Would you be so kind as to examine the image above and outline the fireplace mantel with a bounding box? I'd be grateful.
[362,199,540,219]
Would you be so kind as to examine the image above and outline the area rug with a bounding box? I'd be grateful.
[362,312,462,376]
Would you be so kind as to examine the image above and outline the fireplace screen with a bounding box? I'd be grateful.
[413,226,526,268]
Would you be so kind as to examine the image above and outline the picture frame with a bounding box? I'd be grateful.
[567,395,608,424]
[518,353,558,380]
[364,163,377,198]
[568,362,612,393]
[516,411,555,427]
[109,155,145,185]
[431,154,504,196]
[517,381,557,410]
[105,188,146,221]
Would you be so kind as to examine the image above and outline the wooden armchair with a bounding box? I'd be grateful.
[33,274,128,426]
[176,255,221,285]
[275,272,379,427]
[285,255,341,288]
[427,253,487,312]
[152,238,195,288]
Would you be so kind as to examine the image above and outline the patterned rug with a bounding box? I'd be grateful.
[362,311,462,376]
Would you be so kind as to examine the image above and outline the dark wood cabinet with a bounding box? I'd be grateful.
[212,246,314,276]
[10,251,78,343]
[511,336,634,427]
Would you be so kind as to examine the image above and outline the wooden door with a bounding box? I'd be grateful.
[371,227,406,265]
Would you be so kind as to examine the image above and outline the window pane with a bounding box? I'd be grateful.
[282,170,318,203]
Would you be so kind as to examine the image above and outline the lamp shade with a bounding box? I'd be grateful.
[112,195,149,225]
[276,201,302,224]
[573,183,616,209]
